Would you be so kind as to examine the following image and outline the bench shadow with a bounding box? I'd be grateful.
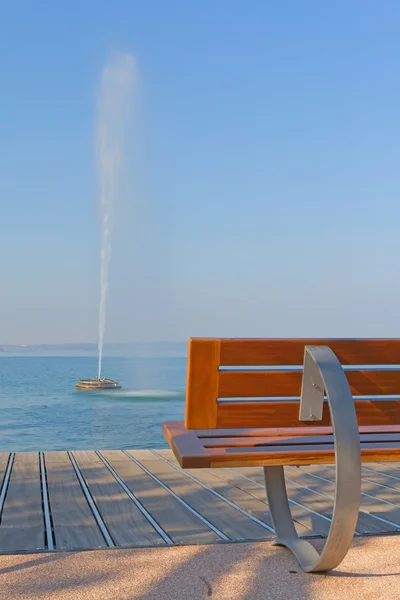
[327,570,400,578]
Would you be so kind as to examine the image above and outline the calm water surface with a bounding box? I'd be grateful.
[0,355,186,451]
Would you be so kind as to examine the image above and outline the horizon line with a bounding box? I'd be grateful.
[0,341,188,347]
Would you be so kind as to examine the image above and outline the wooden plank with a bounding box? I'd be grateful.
[216,399,400,428]
[287,466,399,534]
[336,463,400,507]
[353,465,400,506]
[0,452,45,552]
[185,338,220,429]
[129,450,273,541]
[363,462,400,474]
[357,465,400,511]
[217,338,400,366]
[123,450,155,461]
[72,451,164,547]
[236,466,393,535]
[233,466,332,536]
[360,465,400,492]
[218,369,400,398]
[174,467,275,537]
[155,449,175,459]
[0,453,9,466]
[361,463,400,490]
[101,450,219,544]
[0,453,9,488]
[161,451,312,538]
[203,465,328,537]
[171,454,400,537]
[45,452,107,550]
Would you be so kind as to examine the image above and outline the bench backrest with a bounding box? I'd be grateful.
[184,338,400,429]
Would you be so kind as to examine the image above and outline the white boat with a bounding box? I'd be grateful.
[76,378,121,390]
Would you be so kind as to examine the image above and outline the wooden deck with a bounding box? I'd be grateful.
[1,449,400,553]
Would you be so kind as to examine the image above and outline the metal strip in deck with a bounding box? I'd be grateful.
[39,452,54,550]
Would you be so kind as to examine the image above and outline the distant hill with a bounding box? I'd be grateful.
[0,342,187,357]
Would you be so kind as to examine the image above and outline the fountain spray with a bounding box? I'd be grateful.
[96,53,136,379]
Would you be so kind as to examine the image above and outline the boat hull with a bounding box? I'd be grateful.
[76,379,121,390]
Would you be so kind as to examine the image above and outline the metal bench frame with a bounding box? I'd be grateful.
[264,345,361,572]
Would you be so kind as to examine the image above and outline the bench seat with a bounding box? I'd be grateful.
[164,422,400,468]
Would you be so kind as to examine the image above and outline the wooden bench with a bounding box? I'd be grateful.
[163,338,400,572]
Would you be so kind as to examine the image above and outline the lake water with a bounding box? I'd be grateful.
[0,353,186,451]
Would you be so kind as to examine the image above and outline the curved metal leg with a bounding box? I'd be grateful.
[264,345,361,573]
[264,466,321,571]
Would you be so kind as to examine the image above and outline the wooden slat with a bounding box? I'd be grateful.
[196,425,400,438]
[101,450,219,544]
[0,452,45,551]
[201,433,400,448]
[45,452,107,550]
[166,437,400,469]
[205,443,400,468]
[130,450,272,540]
[216,400,400,428]
[72,451,164,547]
[218,369,400,397]
[165,421,400,467]
[185,338,220,429]
[216,338,400,366]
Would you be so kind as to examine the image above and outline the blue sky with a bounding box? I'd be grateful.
[1,1,400,344]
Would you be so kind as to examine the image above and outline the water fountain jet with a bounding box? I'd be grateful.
[76,52,137,390]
